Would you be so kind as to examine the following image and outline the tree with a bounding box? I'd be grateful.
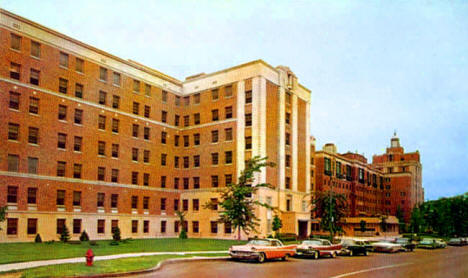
[410,206,423,234]
[176,210,188,239]
[380,215,388,236]
[112,226,121,241]
[396,205,406,233]
[80,230,89,241]
[35,234,42,243]
[205,156,275,241]
[0,206,6,231]
[272,215,282,239]
[60,225,70,243]
[359,220,367,233]
[312,191,347,241]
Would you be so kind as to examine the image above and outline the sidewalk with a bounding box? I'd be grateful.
[0,251,228,273]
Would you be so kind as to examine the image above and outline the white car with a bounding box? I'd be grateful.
[371,241,402,253]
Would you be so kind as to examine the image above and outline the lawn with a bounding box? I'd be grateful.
[13,253,228,278]
[0,238,243,265]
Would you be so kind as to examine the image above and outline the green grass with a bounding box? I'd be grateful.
[14,253,228,278]
[0,238,243,265]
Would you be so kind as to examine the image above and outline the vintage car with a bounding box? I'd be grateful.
[229,238,296,263]
[418,238,446,249]
[339,239,369,256]
[371,240,402,253]
[394,237,416,251]
[448,238,464,246]
[295,239,342,259]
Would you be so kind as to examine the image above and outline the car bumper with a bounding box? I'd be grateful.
[295,249,317,256]
[229,251,260,260]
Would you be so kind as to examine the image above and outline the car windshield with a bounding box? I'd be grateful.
[421,239,433,244]
[247,240,272,246]
[342,239,356,245]
[396,238,408,243]
[449,239,460,242]
[302,240,325,245]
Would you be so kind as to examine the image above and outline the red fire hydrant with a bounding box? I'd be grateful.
[86,249,94,266]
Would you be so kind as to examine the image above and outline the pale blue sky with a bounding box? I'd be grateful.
[3,1,467,200]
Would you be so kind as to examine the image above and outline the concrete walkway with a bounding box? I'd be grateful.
[0,251,228,273]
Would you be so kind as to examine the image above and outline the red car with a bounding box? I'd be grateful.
[296,239,342,258]
[229,238,296,263]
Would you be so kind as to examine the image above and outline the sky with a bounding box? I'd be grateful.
[2,0,467,200]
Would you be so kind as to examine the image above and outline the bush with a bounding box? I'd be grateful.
[80,230,89,242]
[89,241,98,246]
[45,240,55,245]
[112,226,121,241]
[110,241,119,246]
[68,240,81,245]
[277,233,297,242]
[60,226,70,243]
[179,230,188,239]
[35,234,42,243]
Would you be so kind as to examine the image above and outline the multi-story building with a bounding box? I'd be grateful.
[0,9,312,242]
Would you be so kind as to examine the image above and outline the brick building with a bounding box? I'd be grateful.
[0,9,313,242]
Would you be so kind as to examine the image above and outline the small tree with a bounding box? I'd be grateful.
[60,225,70,243]
[359,220,367,233]
[0,206,6,231]
[112,226,121,241]
[312,191,347,241]
[35,234,42,243]
[80,230,89,241]
[205,156,275,241]
[272,215,282,239]
[176,210,188,239]
[396,205,406,233]
[380,215,388,238]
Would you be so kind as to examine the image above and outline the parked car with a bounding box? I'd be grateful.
[448,238,463,246]
[229,238,296,263]
[372,241,402,253]
[295,239,342,259]
[339,239,369,256]
[418,238,446,249]
[394,238,416,251]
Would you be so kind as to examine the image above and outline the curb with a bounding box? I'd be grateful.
[69,256,230,278]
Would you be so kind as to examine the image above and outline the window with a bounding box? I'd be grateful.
[174,156,179,168]
[99,67,107,82]
[224,222,232,234]
[58,105,67,120]
[75,83,83,98]
[98,219,105,234]
[194,113,200,125]
[59,78,68,94]
[131,148,139,162]
[11,33,21,50]
[111,220,119,232]
[113,72,121,86]
[8,123,19,141]
[75,58,84,73]
[212,89,219,100]
[28,188,37,204]
[183,199,189,211]
[175,95,180,106]
[143,196,150,210]
[144,105,151,118]
[7,154,19,172]
[57,161,66,176]
[145,84,151,97]
[212,109,219,121]
[286,92,292,105]
[144,220,149,233]
[133,102,139,115]
[184,96,190,106]
[211,153,219,165]
[193,93,200,104]
[286,154,291,167]
[73,163,82,178]
[111,194,118,208]
[194,155,200,168]
[174,115,180,126]
[285,177,291,189]
[174,178,179,189]
[183,135,189,147]
[58,133,67,149]
[56,219,65,235]
[193,177,200,188]
[174,135,180,146]
[225,174,233,186]
[162,90,168,103]
[30,69,40,85]
[97,193,105,207]
[161,131,167,143]
[210,198,218,210]
[98,141,106,156]
[161,176,166,188]
[7,218,18,235]
[160,221,166,233]
[112,95,120,109]
[211,175,219,187]
[74,109,83,124]
[7,186,18,203]
[28,127,39,144]
[162,111,167,123]
[160,198,166,211]
[184,115,190,127]
[111,169,119,183]
[245,90,252,103]
[110,144,119,158]
[59,52,69,68]
[183,178,189,190]
[193,199,199,211]
[131,220,138,233]
[211,221,218,233]
[28,218,38,235]
[8,63,21,82]
[9,92,20,110]
[73,191,81,206]
[56,190,65,206]
[161,153,167,166]
[224,85,233,97]
[285,133,290,145]
[144,174,150,186]
[225,106,233,119]
[112,119,119,133]
[286,198,292,211]
[131,196,138,209]
[99,91,107,105]
[225,151,233,164]
[194,133,200,145]
[73,219,81,234]
[132,124,139,137]
[245,136,252,150]
[74,136,82,152]
[183,156,189,168]
[144,150,150,163]
[286,112,291,124]
[174,199,179,211]
[245,113,252,126]
[97,167,105,181]
[132,172,138,185]
[212,130,219,143]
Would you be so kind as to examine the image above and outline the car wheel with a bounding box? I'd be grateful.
[364,250,368,256]
[282,253,290,261]
[257,253,265,263]
[331,252,337,258]
[313,251,319,260]
[349,250,353,257]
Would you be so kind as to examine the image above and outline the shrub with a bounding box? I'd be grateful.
[110,241,119,246]
[35,234,42,243]
[46,240,55,245]
[60,226,70,243]
[179,230,188,239]
[112,226,121,241]
[68,240,81,245]
[80,230,89,242]
[89,241,98,246]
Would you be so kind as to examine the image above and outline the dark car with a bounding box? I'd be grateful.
[340,239,369,256]
[395,238,416,251]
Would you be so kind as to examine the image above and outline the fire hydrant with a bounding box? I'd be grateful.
[86,249,94,266]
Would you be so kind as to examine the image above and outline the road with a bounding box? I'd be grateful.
[128,246,468,278]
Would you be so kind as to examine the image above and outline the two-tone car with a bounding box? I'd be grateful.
[295,239,342,259]
[448,238,468,246]
[394,237,416,251]
[417,238,446,249]
[371,240,402,253]
[229,238,296,263]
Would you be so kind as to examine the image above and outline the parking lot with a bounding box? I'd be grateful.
[133,246,468,278]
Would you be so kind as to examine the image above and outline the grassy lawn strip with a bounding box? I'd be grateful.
[0,238,243,265]
[14,253,228,278]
